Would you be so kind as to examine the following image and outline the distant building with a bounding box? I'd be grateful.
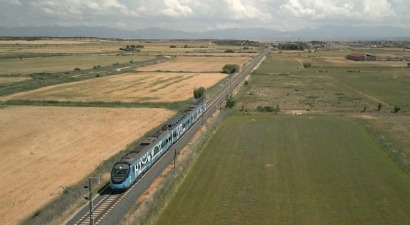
[346,53,377,61]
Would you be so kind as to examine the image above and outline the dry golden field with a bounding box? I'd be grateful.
[137,56,252,72]
[0,39,243,224]
[1,72,227,103]
[0,106,175,225]
[0,77,31,84]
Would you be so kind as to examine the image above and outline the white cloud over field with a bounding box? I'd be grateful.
[0,0,409,31]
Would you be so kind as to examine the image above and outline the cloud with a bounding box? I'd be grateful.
[8,0,22,6]
[0,0,409,31]
[225,0,271,20]
[160,0,193,18]
[279,0,395,22]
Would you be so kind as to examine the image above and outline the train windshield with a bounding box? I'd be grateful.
[111,163,130,183]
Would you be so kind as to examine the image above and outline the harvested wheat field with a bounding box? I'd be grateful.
[0,77,31,84]
[1,72,227,103]
[0,106,175,225]
[137,56,252,72]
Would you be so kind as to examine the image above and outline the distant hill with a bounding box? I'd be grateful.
[1,25,409,41]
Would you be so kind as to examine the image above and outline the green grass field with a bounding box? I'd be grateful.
[154,115,410,225]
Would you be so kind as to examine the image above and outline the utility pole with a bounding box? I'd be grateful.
[173,149,177,173]
[84,177,100,225]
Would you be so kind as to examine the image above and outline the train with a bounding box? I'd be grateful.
[110,100,207,191]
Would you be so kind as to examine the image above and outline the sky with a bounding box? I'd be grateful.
[1,0,410,31]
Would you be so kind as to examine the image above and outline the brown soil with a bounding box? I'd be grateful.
[0,106,175,225]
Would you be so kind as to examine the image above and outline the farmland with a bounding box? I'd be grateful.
[0,106,175,225]
[155,115,410,225]
[152,48,410,225]
[137,56,251,73]
[0,72,227,103]
[0,38,248,225]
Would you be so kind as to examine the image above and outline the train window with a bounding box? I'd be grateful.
[161,141,167,148]
[154,146,160,155]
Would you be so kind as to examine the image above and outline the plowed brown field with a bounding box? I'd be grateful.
[1,72,227,103]
[0,106,175,225]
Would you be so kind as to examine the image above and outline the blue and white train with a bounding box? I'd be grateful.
[110,100,207,191]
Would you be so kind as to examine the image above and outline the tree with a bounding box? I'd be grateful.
[226,95,236,108]
[392,106,401,113]
[377,103,383,111]
[193,87,206,99]
[222,64,240,74]
[303,62,312,68]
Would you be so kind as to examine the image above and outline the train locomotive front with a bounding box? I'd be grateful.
[110,162,132,190]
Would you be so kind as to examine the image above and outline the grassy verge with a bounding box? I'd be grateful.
[153,115,410,225]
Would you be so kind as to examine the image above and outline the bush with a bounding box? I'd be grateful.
[226,95,236,108]
[377,103,383,111]
[193,87,206,99]
[170,45,177,48]
[225,49,235,53]
[74,68,81,71]
[256,105,280,113]
[392,106,401,113]
[303,62,312,68]
[222,64,240,74]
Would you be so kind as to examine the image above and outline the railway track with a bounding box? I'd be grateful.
[67,47,270,225]
[73,190,128,225]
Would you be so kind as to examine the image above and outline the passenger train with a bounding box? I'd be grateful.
[110,100,207,191]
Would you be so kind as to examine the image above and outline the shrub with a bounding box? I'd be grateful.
[392,106,401,113]
[377,103,383,111]
[193,87,206,99]
[222,64,240,74]
[303,62,312,68]
[226,95,236,108]
[74,68,81,71]
[225,49,235,53]
[256,105,280,113]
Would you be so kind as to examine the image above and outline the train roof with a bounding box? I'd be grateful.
[162,101,203,131]
[119,101,206,164]
[120,130,168,164]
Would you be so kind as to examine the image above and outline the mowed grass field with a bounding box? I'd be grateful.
[155,115,410,225]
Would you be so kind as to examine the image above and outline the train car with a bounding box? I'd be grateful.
[110,100,207,191]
